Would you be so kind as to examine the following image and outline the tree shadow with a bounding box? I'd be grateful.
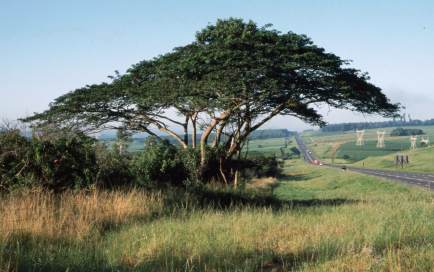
[278,168,330,182]
[115,244,345,272]
[278,173,316,182]
[96,210,162,234]
[191,188,358,211]
[0,232,108,272]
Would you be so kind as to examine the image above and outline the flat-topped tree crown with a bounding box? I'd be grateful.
[22,18,400,182]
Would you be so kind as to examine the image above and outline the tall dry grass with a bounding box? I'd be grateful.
[0,188,164,241]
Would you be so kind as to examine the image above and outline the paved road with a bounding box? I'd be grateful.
[295,133,434,190]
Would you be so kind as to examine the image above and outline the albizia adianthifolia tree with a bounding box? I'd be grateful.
[24,18,400,184]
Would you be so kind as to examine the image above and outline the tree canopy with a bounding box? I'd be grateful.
[23,18,400,178]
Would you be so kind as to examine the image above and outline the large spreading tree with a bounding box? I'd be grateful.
[23,19,399,183]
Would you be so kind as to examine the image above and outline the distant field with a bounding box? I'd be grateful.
[99,129,293,154]
[243,137,295,158]
[305,125,434,163]
[102,136,299,159]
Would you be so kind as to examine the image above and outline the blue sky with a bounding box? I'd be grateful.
[1,0,433,130]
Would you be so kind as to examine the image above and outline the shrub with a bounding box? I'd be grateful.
[239,155,283,180]
[250,156,282,178]
[131,137,187,186]
[177,148,200,186]
[0,129,33,189]
[31,131,97,190]
[0,128,101,191]
[94,144,133,188]
[390,128,424,136]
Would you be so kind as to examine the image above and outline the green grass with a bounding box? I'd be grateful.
[353,145,434,173]
[3,157,434,271]
[243,137,297,158]
[335,139,408,162]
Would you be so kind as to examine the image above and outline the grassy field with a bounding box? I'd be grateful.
[353,145,434,173]
[2,156,434,271]
[305,125,434,164]
[245,137,295,158]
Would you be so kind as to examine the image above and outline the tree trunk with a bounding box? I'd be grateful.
[219,157,228,185]
[118,142,124,155]
[212,120,227,148]
[191,113,198,149]
[183,116,189,146]
[233,170,239,188]
[200,111,231,167]
[200,118,218,167]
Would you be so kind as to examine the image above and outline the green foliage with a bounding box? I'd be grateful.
[130,137,187,186]
[251,156,283,178]
[94,144,133,188]
[390,128,425,136]
[30,132,97,190]
[0,127,135,191]
[1,125,289,190]
[177,148,201,185]
[0,130,33,189]
[240,156,283,179]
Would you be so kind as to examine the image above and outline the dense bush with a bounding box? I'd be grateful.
[30,133,97,190]
[0,128,283,191]
[95,144,133,188]
[178,148,201,185]
[249,156,283,178]
[390,128,425,136]
[0,129,98,190]
[239,155,283,180]
[131,137,188,186]
[0,130,33,189]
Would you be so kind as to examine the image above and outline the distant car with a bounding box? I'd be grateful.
[341,166,347,171]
